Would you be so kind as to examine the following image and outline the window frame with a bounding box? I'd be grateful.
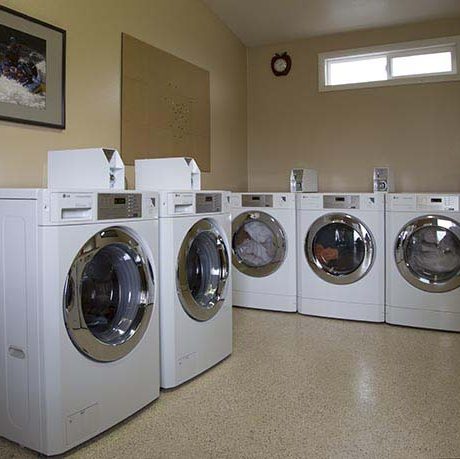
[318,36,460,92]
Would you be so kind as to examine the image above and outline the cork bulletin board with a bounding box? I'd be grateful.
[121,33,211,171]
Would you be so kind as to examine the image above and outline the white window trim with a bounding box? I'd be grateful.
[318,36,460,92]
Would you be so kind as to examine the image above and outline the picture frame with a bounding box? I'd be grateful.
[0,5,65,129]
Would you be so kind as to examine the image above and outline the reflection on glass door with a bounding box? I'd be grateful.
[64,228,154,362]
[396,216,460,292]
[177,219,229,321]
[306,214,375,285]
[232,211,286,278]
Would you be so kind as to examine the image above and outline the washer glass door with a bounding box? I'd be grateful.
[177,219,229,321]
[306,214,375,284]
[395,215,460,292]
[64,227,155,362]
[232,211,286,277]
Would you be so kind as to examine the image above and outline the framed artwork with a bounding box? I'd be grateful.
[121,34,211,170]
[0,6,65,129]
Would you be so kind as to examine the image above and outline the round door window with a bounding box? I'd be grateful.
[177,219,229,321]
[306,214,375,284]
[395,216,460,292]
[64,228,154,362]
[232,211,286,278]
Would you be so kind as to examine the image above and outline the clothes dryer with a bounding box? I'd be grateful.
[297,193,385,322]
[0,189,160,455]
[231,192,296,312]
[157,191,232,388]
[386,193,460,331]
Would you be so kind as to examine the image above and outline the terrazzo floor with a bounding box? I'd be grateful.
[2,307,460,458]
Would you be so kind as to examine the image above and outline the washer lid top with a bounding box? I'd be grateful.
[306,213,375,285]
[232,210,287,278]
[395,215,460,292]
[64,227,155,362]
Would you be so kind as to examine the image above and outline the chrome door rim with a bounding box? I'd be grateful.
[176,219,229,322]
[63,227,155,362]
[395,215,460,293]
[305,213,375,285]
[232,211,287,278]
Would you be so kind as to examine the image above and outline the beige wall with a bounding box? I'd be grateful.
[0,0,247,191]
[248,18,460,192]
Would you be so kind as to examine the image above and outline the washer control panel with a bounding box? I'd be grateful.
[416,195,459,211]
[98,193,142,220]
[323,195,360,209]
[242,194,273,208]
[388,194,460,211]
[196,193,222,214]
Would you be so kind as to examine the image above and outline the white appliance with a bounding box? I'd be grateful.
[156,190,232,388]
[297,193,385,322]
[48,148,125,190]
[135,157,201,191]
[0,189,160,455]
[290,168,318,192]
[231,192,297,312]
[386,193,460,331]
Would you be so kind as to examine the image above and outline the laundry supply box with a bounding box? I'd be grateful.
[48,148,125,190]
[135,157,201,190]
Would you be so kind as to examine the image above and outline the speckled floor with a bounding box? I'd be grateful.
[2,307,460,458]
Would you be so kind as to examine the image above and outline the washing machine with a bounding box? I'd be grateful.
[297,193,385,322]
[0,189,160,455]
[231,192,296,312]
[386,193,460,331]
[157,190,232,388]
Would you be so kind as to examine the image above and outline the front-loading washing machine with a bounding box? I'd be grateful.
[231,192,296,312]
[297,193,385,322]
[156,190,232,388]
[386,193,460,331]
[0,189,160,455]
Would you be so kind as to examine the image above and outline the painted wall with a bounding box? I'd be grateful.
[248,18,460,192]
[0,0,247,190]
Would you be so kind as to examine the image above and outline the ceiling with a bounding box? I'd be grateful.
[202,0,460,46]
